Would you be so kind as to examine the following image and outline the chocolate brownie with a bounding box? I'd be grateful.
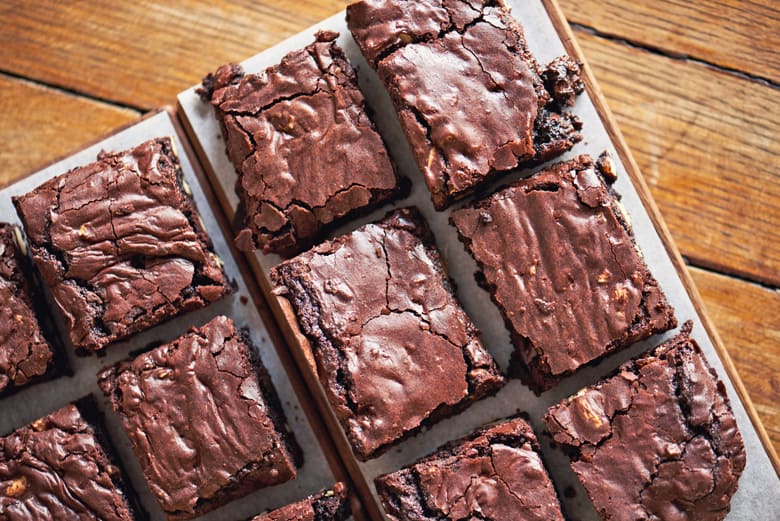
[451,154,676,392]
[543,323,746,521]
[0,223,60,395]
[199,31,402,256]
[0,399,141,520]
[250,482,350,521]
[271,208,504,460]
[13,137,231,352]
[375,416,564,521]
[346,0,583,210]
[98,316,299,520]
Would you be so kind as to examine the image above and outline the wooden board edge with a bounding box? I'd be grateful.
[175,102,377,520]
[540,0,780,475]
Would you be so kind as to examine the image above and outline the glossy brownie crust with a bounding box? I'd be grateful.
[544,323,746,521]
[271,208,504,460]
[347,0,583,209]
[200,31,402,256]
[451,154,676,392]
[13,137,230,352]
[98,316,299,520]
[375,417,564,521]
[0,400,139,521]
[0,223,58,395]
[250,482,350,521]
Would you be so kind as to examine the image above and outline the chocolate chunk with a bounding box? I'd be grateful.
[200,31,403,256]
[347,0,584,209]
[98,316,299,520]
[375,416,564,521]
[13,137,231,352]
[451,155,676,392]
[544,323,746,521]
[250,482,351,521]
[271,208,504,460]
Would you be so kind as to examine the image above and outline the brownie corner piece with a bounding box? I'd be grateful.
[375,416,564,521]
[451,154,676,393]
[201,30,402,256]
[97,315,298,520]
[347,0,583,209]
[543,323,746,521]
[250,482,351,521]
[12,137,231,352]
[271,207,504,460]
[0,399,141,520]
[0,222,61,395]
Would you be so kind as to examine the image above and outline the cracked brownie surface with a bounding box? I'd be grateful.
[98,315,299,520]
[0,223,58,395]
[13,137,230,352]
[200,31,402,256]
[544,323,746,521]
[347,0,583,210]
[271,208,504,460]
[451,154,676,392]
[250,482,350,521]
[375,416,564,521]
[0,401,139,521]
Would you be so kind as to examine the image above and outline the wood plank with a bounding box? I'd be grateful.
[0,0,350,110]
[0,74,138,187]
[690,266,780,456]
[575,30,780,287]
[559,0,780,84]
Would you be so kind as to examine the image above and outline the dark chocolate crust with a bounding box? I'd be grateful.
[346,0,583,210]
[97,316,299,520]
[375,416,564,521]
[200,31,402,256]
[250,482,351,521]
[543,323,746,521]
[271,208,504,460]
[0,400,140,521]
[12,137,231,352]
[0,223,59,395]
[450,154,676,393]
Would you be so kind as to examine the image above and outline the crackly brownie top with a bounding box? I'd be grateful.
[0,403,135,521]
[347,0,581,208]
[272,208,503,459]
[376,417,564,521]
[97,315,296,517]
[0,224,54,393]
[13,137,229,351]
[200,31,399,255]
[251,482,350,521]
[451,155,675,378]
[544,324,746,521]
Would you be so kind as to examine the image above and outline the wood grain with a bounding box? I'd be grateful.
[559,0,780,84]
[690,266,780,455]
[0,0,350,110]
[575,29,780,287]
[0,74,138,187]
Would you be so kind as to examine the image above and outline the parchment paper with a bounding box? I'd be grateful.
[177,2,780,519]
[0,112,340,521]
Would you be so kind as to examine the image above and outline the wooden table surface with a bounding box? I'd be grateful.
[0,1,777,458]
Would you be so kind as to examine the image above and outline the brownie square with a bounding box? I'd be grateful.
[543,323,746,521]
[347,0,583,210]
[271,208,504,460]
[98,316,299,520]
[0,399,141,520]
[375,416,564,521]
[199,31,402,256]
[0,223,61,395]
[13,137,231,352]
[250,482,350,521]
[451,154,676,392]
